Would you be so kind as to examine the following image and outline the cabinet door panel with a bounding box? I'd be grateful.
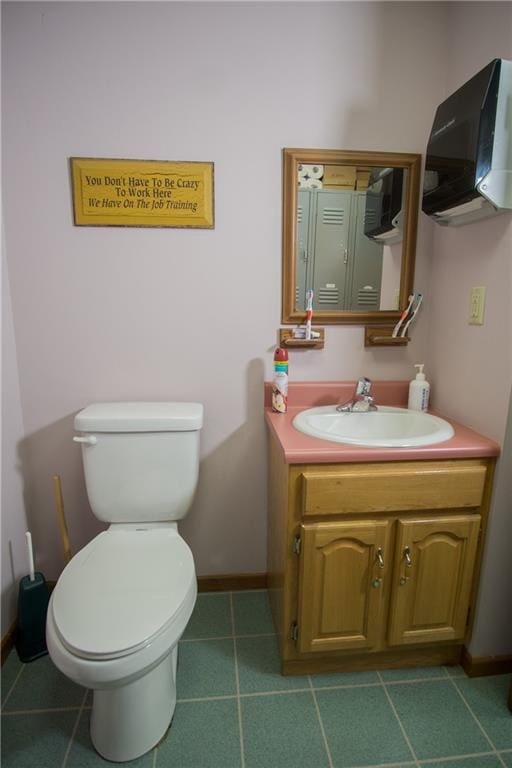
[388,515,480,646]
[347,193,383,311]
[311,190,352,311]
[296,189,312,311]
[297,520,391,654]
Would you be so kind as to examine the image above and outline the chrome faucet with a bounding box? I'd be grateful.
[336,377,377,412]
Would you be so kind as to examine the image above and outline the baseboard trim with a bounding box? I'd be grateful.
[197,572,268,592]
[461,647,512,677]
[1,619,17,666]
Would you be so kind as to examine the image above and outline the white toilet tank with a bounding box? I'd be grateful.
[74,402,203,524]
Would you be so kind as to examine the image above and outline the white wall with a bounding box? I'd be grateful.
[2,1,446,583]
[426,2,512,655]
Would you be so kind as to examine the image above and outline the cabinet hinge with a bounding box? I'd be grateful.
[290,622,299,642]
[293,535,301,556]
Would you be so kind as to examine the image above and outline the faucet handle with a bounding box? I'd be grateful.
[356,377,372,396]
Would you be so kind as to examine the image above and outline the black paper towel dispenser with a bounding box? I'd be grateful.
[422,58,512,226]
[364,167,404,244]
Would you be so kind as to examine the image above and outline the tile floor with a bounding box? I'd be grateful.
[1,590,511,768]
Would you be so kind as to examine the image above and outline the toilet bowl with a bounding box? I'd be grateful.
[47,525,197,761]
[47,402,203,762]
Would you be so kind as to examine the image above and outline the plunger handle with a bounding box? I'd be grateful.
[53,474,71,564]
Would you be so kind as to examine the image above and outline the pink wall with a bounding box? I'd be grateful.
[2,248,29,635]
[4,2,509,654]
[2,2,446,589]
[426,2,512,655]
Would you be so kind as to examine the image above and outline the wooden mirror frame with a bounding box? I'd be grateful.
[282,148,422,325]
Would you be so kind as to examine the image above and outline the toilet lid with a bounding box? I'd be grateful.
[52,528,196,660]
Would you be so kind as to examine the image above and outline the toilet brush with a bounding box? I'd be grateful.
[15,532,50,662]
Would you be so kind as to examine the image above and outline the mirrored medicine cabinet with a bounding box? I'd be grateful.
[281,148,421,326]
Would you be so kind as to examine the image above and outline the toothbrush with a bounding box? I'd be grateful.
[392,293,415,337]
[305,290,313,340]
[401,293,423,337]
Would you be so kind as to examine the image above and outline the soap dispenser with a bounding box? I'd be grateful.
[408,364,430,412]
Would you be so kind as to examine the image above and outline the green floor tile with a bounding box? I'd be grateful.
[232,591,275,636]
[454,675,512,750]
[182,593,232,639]
[0,711,77,767]
[500,752,512,767]
[381,665,448,682]
[177,638,236,699]
[316,685,414,767]
[3,655,85,711]
[310,669,380,687]
[156,698,241,768]
[236,636,308,694]
[242,691,329,768]
[387,679,490,760]
[1,652,24,707]
[66,709,154,766]
[443,665,467,678]
[420,756,502,767]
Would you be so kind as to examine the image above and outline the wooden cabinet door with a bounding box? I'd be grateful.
[388,515,480,646]
[297,520,391,654]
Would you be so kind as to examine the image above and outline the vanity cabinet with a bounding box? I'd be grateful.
[267,438,495,675]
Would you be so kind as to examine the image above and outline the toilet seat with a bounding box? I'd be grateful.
[52,528,196,661]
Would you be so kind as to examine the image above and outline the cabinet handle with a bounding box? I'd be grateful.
[403,546,412,567]
[376,547,385,569]
[343,247,348,265]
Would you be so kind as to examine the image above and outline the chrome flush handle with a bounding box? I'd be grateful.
[73,435,97,446]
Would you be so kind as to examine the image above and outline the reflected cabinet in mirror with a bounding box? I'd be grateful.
[282,149,421,325]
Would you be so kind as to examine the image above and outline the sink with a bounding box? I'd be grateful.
[292,405,455,448]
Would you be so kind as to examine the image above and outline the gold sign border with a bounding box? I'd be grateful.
[70,157,215,229]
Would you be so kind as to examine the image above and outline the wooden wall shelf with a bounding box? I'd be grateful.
[279,327,325,349]
[365,326,410,347]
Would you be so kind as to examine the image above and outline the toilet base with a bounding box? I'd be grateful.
[91,646,178,762]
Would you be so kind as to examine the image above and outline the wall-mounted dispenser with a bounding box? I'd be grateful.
[364,167,405,244]
[422,58,512,227]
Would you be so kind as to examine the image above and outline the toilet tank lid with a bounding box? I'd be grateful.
[74,402,203,432]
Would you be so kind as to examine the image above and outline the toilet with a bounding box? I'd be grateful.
[46,402,203,762]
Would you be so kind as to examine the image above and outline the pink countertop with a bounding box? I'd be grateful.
[264,381,500,464]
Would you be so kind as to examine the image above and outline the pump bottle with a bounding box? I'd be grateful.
[408,364,430,412]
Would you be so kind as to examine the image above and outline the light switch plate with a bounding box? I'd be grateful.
[469,286,486,325]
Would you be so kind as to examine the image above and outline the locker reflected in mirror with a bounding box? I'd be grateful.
[295,167,405,311]
[282,149,421,325]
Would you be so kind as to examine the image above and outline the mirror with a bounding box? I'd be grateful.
[282,148,421,324]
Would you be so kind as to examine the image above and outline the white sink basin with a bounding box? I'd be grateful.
[292,405,455,448]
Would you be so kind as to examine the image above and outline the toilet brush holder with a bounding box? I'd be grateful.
[16,572,50,662]
[15,532,50,662]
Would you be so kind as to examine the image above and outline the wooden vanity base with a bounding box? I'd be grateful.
[267,431,496,677]
[282,644,462,676]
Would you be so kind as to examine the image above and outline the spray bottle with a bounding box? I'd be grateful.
[272,347,289,413]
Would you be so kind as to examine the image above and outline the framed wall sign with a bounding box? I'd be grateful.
[70,157,214,228]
